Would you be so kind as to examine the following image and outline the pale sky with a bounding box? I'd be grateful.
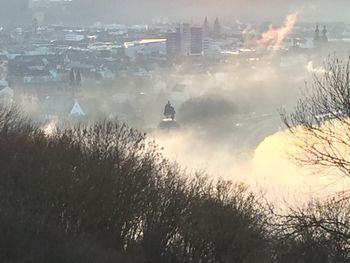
[0,0,349,24]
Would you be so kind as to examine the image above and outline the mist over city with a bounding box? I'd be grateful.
[1,0,350,262]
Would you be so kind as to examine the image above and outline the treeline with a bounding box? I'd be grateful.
[0,106,350,263]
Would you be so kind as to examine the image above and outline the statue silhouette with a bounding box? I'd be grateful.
[164,101,176,120]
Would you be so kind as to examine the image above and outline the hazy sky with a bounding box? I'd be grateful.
[0,0,349,24]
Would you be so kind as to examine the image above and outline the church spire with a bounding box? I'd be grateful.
[313,24,329,48]
[314,25,320,41]
[322,25,328,42]
[213,17,221,39]
[203,16,210,37]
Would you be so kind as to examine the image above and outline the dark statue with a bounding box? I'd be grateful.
[164,101,176,120]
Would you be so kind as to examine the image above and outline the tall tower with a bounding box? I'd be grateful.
[313,25,321,48]
[32,17,38,35]
[166,28,181,59]
[322,25,328,42]
[190,27,203,55]
[179,23,191,56]
[314,25,320,42]
[203,16,210,38]
[213,17,221,39]
[313,24,329,49]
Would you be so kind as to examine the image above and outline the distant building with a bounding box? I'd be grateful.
[314,25,328,48]
[166,28,181,58]
[202,37,210,56]
[123,39,166,59]
[32,18,38,35]
[0,87,14,105]
[202,17,211,56]
[166,23,204,58]
[179,23,191,56]
[190,27,203,55]
[0,79,13,105]
[203,17,210,38]
[70,99,85,117]
[314,25,320,43]
[65,34,85,42]
[322,25,328,42]
[213,17,221,39]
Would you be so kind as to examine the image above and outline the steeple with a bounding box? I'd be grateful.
[213,17,221,39]
[203,16,210,37]
[32,18,38,35]
[314,25,320,42]
[69,68,75,86]
[313,24,329,49]
[322,25,328,42]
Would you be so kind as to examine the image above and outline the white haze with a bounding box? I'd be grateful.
[3,3,350,204]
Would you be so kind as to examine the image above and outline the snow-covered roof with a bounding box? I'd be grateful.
[70,99,85,117]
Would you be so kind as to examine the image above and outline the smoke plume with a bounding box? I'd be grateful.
[244,11,299,50]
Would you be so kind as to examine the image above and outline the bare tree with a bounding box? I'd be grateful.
[281,55,350,179]
[275,197,350,263]
[0,108,273,263]
[278,56,350,262]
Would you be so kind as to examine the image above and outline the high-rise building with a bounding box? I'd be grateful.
[190,27,203,55]
[166,28,181,58]
[202,37,210,56]
[179,23,191,56]
[166,23,204,58]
